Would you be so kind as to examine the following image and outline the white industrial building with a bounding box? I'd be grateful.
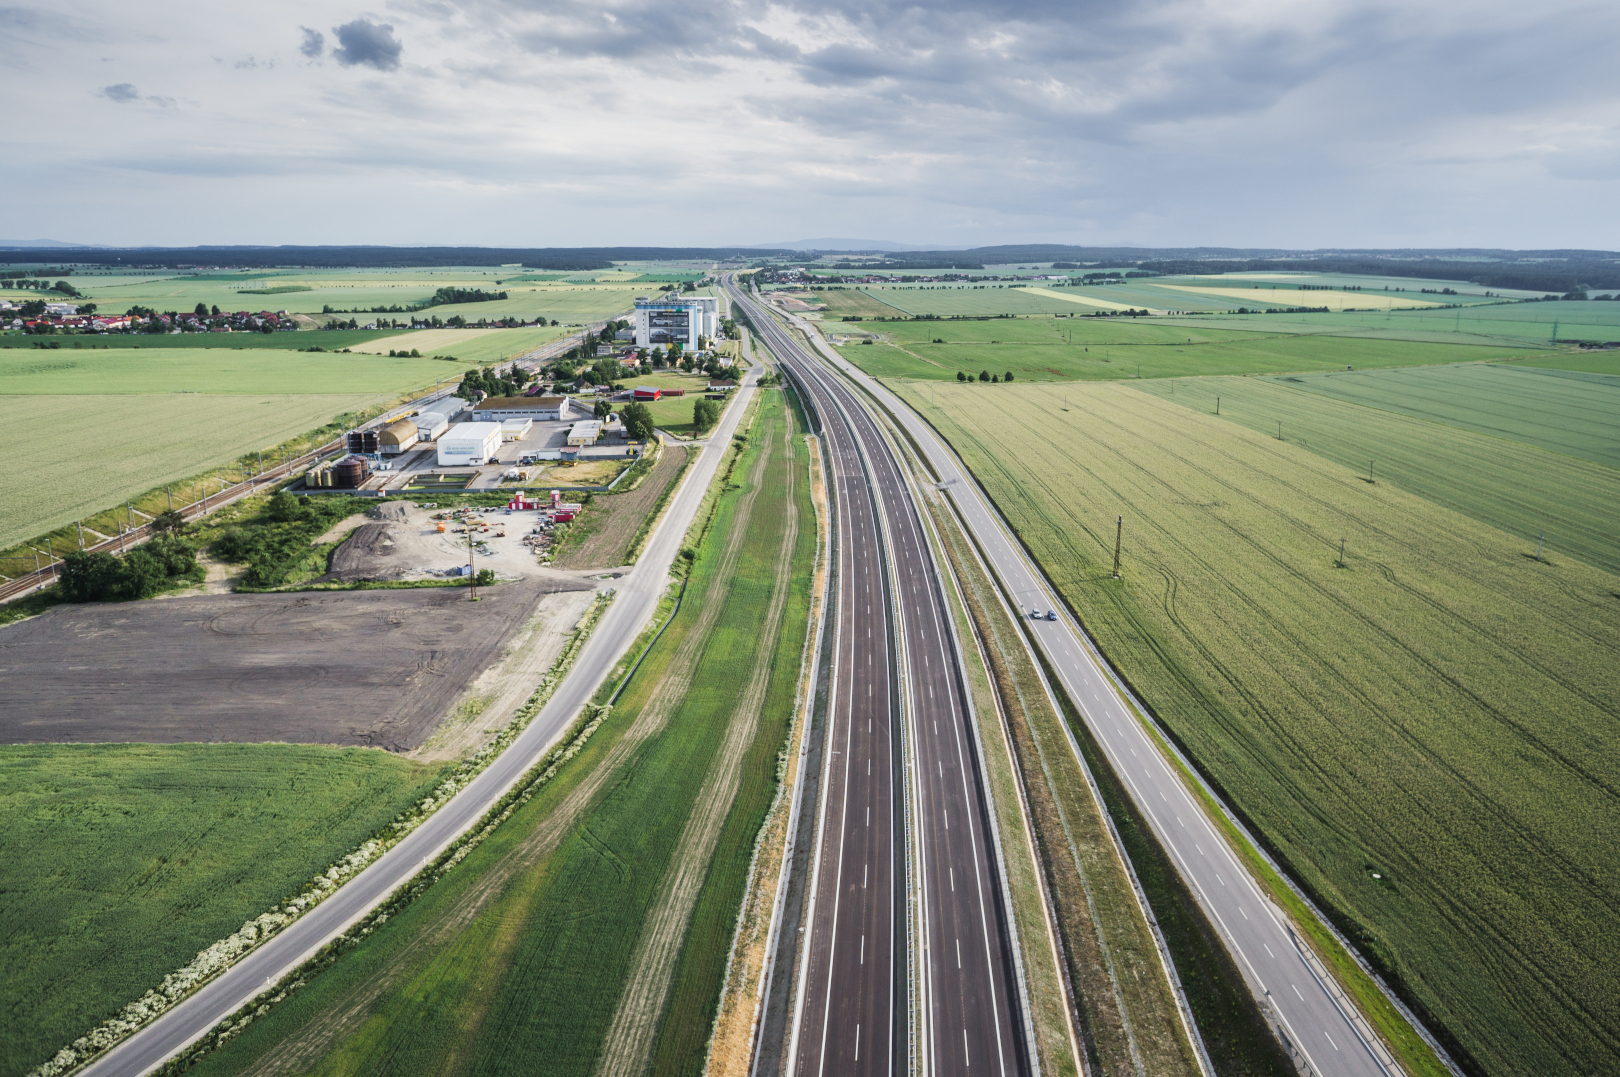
[501,418,533,442]
[472,395,586,422]
[415,411,452,441]
[633,295,721,349]
[567,420,603,446]
[437,422,503,466]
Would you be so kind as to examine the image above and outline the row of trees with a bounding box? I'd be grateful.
[4,278,80,296]
[957,370,1015,383]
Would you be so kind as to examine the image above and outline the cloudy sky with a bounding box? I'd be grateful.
[3,0,1617,249]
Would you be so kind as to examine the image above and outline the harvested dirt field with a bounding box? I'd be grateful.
[0,580,591,751]
[550,442,689,570]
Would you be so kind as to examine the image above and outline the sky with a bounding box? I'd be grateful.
[3,0,1618,250]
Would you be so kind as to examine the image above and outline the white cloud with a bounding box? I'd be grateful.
[1,0,1617,247]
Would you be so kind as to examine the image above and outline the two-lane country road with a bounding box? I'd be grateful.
[786,310,1403,1077]
[729,278,1028,1077]
[73,355,766,1077]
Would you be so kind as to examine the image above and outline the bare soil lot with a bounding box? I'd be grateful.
[0,580,589,751]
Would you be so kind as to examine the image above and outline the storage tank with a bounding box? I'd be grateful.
[333,455,370,489]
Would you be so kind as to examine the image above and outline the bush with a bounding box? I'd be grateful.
[474,568,497,587]
[693,397,721,433]
[266,490,307,523]
[620,402,655,442]
[58,536,200,603]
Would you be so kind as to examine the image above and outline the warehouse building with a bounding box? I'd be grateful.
[633,295,720,349]
[473,395,585,422]
[567,420,603,446]
[415,409,453,441]
[379,418,420,455]
[437,422,503,466]
[501,418,533,442]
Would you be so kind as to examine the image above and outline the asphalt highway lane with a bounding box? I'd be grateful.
[729,280,1026,1077]
[784,354,903,1077]
[796,322,1399,1077]
[75,358,765,1077]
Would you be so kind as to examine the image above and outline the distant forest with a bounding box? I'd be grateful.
[0,246,794,271]
[3,243,1616,293]
[854,245,1620,293]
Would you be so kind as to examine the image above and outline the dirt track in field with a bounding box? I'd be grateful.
[0,580,590,751]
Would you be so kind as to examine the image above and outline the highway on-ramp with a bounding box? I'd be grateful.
[783,307,1401,1077]
[74,357,765,1077]
[729,278,1028,1077]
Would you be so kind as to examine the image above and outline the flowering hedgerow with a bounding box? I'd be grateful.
[28,593,611,1077]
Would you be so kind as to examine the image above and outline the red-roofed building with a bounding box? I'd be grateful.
[633,386,662,401]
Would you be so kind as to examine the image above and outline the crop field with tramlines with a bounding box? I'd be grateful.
[186,388,818,1077]
[837,318,1544,383]
[0,744,443,1077]
[0,393,384,552]
[1271,362,1620,468]
[0,344,463,554]
[350,325,568,362]
[1133,371,1620,575]
[894,378,1620,1077]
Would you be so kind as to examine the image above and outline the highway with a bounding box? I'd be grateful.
[728,278,1027,1077]
[784,309,1401,1077]
[75,352,764,1077]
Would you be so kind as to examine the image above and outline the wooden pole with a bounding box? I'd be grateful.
[1112,515,1123,579]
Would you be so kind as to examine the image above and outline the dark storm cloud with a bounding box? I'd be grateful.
[299,26,325,58]
[331,18,402,70]
[100,82,140,102]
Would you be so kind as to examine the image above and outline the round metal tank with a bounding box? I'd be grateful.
[333,455,369,489]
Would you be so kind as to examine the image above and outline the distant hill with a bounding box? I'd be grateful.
[0,239,106,249]
[745,238,969,252]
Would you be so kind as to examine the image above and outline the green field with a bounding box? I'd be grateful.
[0,345,456,396]
[0,744,443,1077]
[355,325,569,363]
[1,268,641,323]
[0,394,392,553]
[188,389,816,1077]
[0,329,397,351]
[837,317,1545,382]
[1270,363,1620,468]
[1133,373,1620,575]
[1511,349,1620,375]
[897,379,1620,1077]
[1157,300,1620,345]
[0,346,462,554]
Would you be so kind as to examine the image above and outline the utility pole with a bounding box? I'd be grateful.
[166,486,173,510]
[468,531,478,600]
[1112,515,1123,579]
[1278,420,1283,440]
[1537,532,1545,562]
[76,521,84,549]
[1216,396,1220,415]
[1338,538,1345,568]
[1369,460,1375,483]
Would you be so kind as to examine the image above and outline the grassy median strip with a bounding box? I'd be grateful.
[924,485,1209,1077]
[181,388,815,1077]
